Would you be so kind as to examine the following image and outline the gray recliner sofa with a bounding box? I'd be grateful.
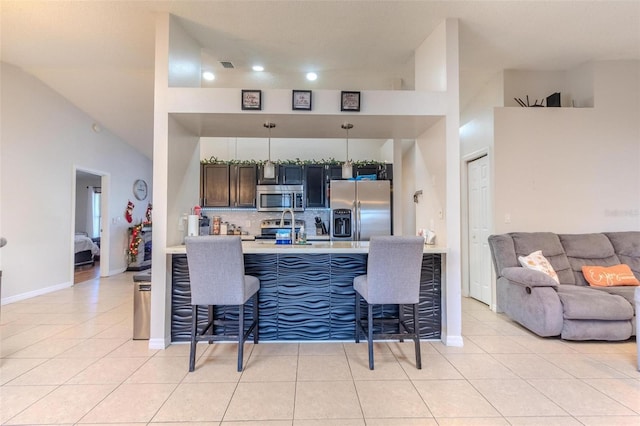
[488,232,639,341]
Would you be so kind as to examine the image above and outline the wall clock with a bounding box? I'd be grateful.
[133,179,148,200]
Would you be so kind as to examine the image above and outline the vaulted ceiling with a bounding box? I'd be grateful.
[2,1,639,158]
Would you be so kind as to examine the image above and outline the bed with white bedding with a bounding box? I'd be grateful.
[74,234,100,267]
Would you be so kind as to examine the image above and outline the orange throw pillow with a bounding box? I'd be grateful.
[582,264,640,287]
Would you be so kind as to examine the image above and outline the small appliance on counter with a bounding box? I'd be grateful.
[425,230,436,245]
[199,216,210,236]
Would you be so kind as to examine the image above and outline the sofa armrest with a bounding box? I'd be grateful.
[501,267,559,290]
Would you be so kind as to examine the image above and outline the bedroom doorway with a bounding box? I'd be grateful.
[73,168,108,284]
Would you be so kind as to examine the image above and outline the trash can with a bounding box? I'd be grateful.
[0,237,6,318]
[133,272,151,340]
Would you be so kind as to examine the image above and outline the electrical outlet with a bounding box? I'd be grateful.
[438,210,443,219]
[245,220,251,228]
[504,213,511,224]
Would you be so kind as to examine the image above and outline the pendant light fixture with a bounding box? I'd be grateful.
[341,123,354,179]
[263,122,276,179]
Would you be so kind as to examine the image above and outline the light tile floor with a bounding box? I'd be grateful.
[1,272,638,425]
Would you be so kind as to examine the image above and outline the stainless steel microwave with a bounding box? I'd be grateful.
[256,185,305,212]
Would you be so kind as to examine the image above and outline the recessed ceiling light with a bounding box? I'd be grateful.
[202,71,215,81]
[252,65,264,72]
[306,72,318,81]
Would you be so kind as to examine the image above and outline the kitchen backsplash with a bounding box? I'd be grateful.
[200,208,330,237]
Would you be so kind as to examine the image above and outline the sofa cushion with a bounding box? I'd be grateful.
[511,233,574,284]
[518,251,559,283]
[488,234,518,275]
[558,234,621,286]
[605,231,640,280]
[589,285,638,307]
[556,285,633,321]
[561,319,632,341]
[582,264,640,287]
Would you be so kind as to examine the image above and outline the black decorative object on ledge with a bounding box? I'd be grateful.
[514,92,561,107]
[547,92,561,107]
[514,95,544,107]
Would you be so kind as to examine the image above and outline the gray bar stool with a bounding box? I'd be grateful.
[185,236,259,372]
[354,236,424,370]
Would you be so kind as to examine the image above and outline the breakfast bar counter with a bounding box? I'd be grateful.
[166,241,446,342]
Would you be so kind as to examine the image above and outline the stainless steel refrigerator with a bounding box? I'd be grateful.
[330,180,391,241]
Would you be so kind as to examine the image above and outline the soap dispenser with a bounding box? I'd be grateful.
[298,225,307,244]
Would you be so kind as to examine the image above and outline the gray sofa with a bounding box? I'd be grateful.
[488,232,639,341]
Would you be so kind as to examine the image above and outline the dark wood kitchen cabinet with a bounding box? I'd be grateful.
[201,164,256,208]
[257,164,277,185]
[304,164,326,208]
[279,164,304,185]
[355,163,393,181]
[257,164,304,185]
[201,164,229,207]
[233,164,258,207]
[327,165,346,180]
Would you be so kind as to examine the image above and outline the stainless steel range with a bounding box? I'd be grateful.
[258,218,305,239]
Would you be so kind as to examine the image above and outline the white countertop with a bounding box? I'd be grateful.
[166,240,447,255]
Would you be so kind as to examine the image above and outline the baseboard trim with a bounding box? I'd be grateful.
[104,267,127,277]
[443,334,464,347]
[148,338,169,350]
[1,281,72,305]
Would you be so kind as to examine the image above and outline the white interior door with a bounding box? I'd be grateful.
[468,155,491,305]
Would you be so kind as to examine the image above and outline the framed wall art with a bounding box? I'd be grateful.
[341,91,361,112]
[241,89,262,110]
[292,90,312,110]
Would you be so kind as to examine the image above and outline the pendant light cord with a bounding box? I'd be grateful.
[341,123,353,163]
[264,122,276,164]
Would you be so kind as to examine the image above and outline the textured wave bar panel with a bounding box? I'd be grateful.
[171,253,441,342]
[277,254,331,340]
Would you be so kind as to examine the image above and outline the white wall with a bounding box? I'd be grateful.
[168,117,200,246]
[414,119,447,243]
[494,61,640,234]
[414,20,447,91]
[168,15,202,88]
[0,62,152,302]
[401,143,417,236]
[460,70,503,151]
[566,62,595,108]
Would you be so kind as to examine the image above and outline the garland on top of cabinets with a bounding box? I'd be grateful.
[200,157,388,166]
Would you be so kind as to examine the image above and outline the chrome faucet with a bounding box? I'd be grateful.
[280,208,295,243]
